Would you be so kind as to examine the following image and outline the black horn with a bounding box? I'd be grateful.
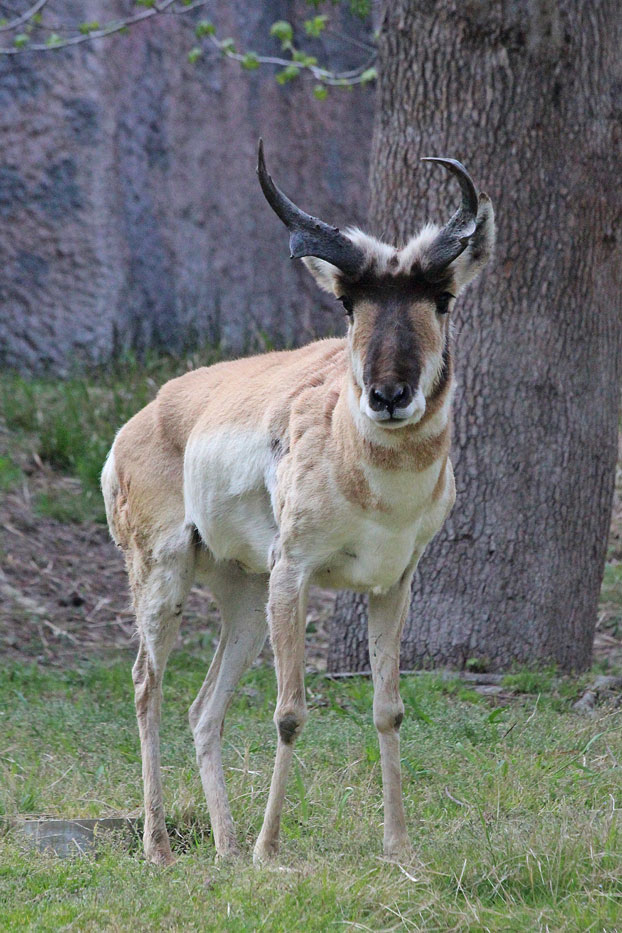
[420,157,479,275]
[257,139,366,278]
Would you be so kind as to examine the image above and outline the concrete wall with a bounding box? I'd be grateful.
[0,1,374,372]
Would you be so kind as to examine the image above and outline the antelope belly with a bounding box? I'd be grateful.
[183,427,277,573]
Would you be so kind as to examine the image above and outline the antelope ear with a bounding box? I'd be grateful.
[302,256,343,296]
[449,193,495,294]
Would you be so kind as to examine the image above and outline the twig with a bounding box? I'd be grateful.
[0,0,47,33]
[0,0,190,54]
[445,786,470,808]
[0,1,377,89]
[396,862,421,883]
[42,618,78,644]
[47,763,74,790]
[206,33,376,86]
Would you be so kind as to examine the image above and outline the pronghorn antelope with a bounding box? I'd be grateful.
[101,141,494,865]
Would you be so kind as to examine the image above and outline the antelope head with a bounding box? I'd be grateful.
[257,140,495,429]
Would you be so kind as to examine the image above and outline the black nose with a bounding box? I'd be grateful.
[369,382,413,415]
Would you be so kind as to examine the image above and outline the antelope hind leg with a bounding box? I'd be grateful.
[130,548,194,865]
[189,563,268,859]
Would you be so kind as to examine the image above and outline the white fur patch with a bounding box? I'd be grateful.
[302,193,494,295]
[344,225,445,278]
[302,256,342,295]
[451,195,495,293]
[301,225,446,294]
[100,446,120,544]
[350,348,365,390]
[184,427,277,573]
[311,455,451,594]
[418,381,455,439]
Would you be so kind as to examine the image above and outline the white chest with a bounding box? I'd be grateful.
[183,423,451,594]
[312,517,420,593]
[311,459,447,593]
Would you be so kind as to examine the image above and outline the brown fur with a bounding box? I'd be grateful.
[362,422,451,473]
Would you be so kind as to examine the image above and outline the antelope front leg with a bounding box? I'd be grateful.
[368,565,416,860]
[254,557,309,864]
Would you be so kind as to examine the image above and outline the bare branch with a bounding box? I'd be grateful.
[206,33,376,86]
[0,1,377,89]
[0,0,47,33]
[0,0,194,53]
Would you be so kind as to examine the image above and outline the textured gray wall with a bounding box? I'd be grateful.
[0,1,374,372]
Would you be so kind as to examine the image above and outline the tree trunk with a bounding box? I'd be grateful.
[328,0,622,674]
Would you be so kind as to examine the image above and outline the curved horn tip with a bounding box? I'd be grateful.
[421,156,478,217]
[421,156,469,173]
[257,138,265,174]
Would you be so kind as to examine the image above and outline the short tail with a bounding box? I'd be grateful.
[101,446,125,548]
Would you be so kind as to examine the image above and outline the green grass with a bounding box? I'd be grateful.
[1,655,621,931]
[0,350,222,522]
[601,562,622,641]
[0,455,21,491]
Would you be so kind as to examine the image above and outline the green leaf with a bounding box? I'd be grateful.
[14,33,30,48]
[292,50,317,66]
[304,15,328,37]
[276,65,300,85]
[187,46,202,64]
[487,707,508,723]
[581,731,606,755]
[45,33,62,48]
[194,19,215,38]
[349,0,371,17]
[220,37,236,54]
[78,21,100,35]
[135,0,156,7]
[359,67,377,85]
[313,83,328,100]
[270,20,293,46]
[241,52,260,70]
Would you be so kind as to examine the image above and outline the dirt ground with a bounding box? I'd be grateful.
[0,464,335,671]
[1,441,621,673]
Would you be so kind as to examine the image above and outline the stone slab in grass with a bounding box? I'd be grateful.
[15,818,137,857]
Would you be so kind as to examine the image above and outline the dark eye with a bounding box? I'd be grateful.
[339,295,354,317]
[435,292,454,315]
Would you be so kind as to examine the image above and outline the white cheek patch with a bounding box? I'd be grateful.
[350,347,364,390]
[418,381,455,438]
[400,387,426,421]
[419,349,444,398]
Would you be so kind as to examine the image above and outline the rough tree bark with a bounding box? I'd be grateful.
[328,0,622,673]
